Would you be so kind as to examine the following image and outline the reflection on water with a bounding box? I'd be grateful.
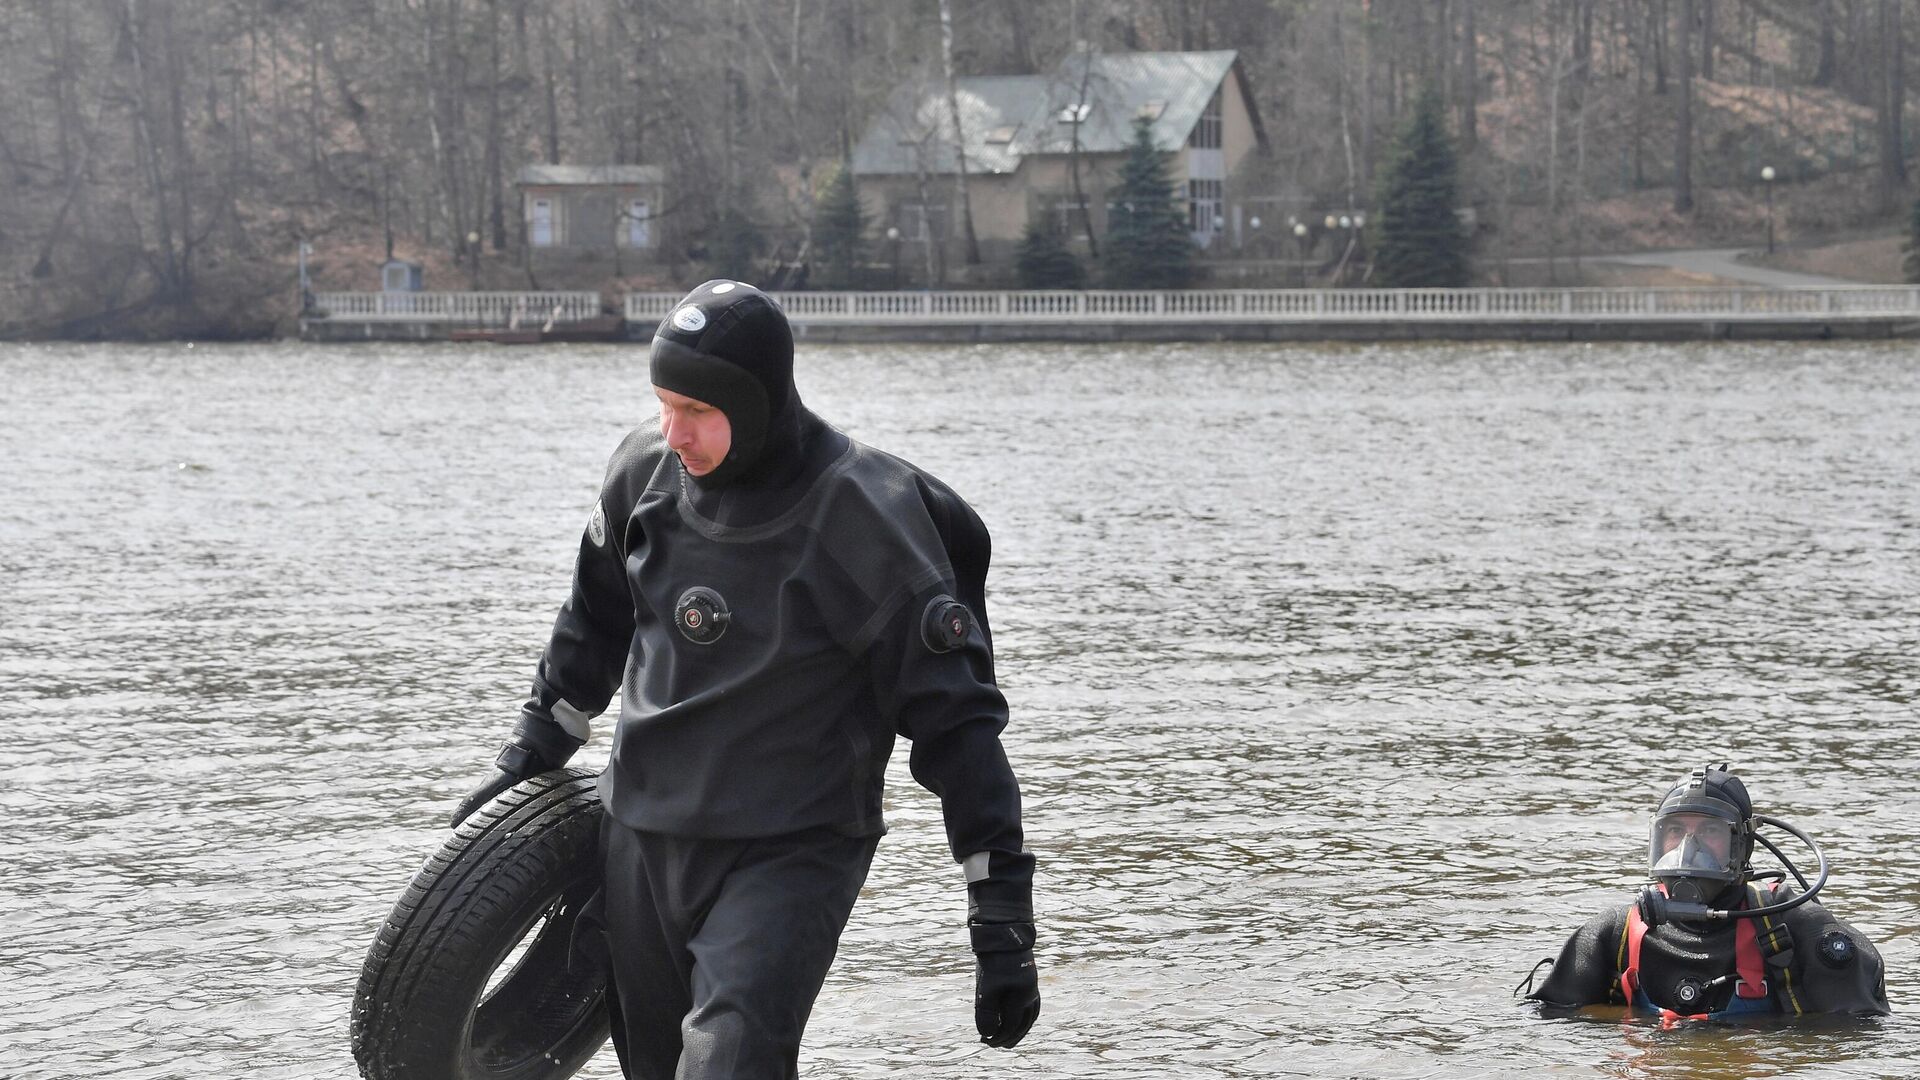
[1,339,1916,1079]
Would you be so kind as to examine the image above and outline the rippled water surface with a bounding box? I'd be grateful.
[3,339,1917,1079]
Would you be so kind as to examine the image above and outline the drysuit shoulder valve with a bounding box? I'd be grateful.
[921,595,972,653]
[1817,929,1859,968]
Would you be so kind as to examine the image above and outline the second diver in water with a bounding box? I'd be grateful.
[1524,763,1888,1020]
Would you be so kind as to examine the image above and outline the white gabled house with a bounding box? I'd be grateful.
[851,49,1267,266]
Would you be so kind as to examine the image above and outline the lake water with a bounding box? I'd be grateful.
[2,338,1916,1079]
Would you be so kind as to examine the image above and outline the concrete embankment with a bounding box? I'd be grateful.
[776,319,1920,344]
[301,286,1920,344]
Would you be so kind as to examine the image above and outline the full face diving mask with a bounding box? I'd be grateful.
[1648,809,1743,903]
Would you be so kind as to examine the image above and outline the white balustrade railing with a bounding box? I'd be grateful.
[310,291,601,325]
[627,286,1920,323]
[312,287,1920,327]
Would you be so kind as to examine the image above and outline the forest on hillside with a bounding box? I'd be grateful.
[0,0,1912,339]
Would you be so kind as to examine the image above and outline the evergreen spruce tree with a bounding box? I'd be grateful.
[1904,197,1920,284]
[1016,214,1086,289]
[814,163,866,289]
[1103,116,1195,289]
[1374,87,1470,288]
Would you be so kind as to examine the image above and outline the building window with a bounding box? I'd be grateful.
[1044,195,1091,236]
[1187,178,1223,234]
[895,203,948,241]
[624,199,651,248]
[1188,87,1222,150]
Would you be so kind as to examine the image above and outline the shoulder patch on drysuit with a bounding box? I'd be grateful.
[588,500,608,547]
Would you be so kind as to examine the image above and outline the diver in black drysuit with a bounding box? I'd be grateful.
[453,279,1040,1078]
[1526,765,1887,1020]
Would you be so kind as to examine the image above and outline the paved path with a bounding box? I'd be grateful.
[1592,247,1859,288]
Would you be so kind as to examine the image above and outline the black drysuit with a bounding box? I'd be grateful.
[1528,886,1890,1019]
[539,419,1021,851]
[514,281,1033,1077]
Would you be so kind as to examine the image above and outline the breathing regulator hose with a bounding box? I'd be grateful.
[1636,813,1829,928]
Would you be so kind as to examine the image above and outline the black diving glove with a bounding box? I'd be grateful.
[449,714,583,828]
[966,850,1039,1048]
[971,921,1039,1047]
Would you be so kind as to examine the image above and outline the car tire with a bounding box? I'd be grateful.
[351,768,609,1080]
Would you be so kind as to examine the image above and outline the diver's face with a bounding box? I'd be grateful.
[1657,813,1732,861]
[655,386,732,476]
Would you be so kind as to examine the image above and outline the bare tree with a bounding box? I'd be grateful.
[937,0,981,265]
[1459,0,1479,151]
[1673,0,1693,212]
[1065,45,1101,257]
[1631,0,1649,186]
[1699,0,1714,80]
[1654,0,1669,95]
[485,0,506,253]
[1875,0,1908,209]
[537,6,561,163]
[1814,0,1837,86]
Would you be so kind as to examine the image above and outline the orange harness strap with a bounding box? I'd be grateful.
[1619,884,1770,1020]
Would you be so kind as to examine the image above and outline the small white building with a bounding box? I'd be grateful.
[517,164,666,258]
[379,258,424,291]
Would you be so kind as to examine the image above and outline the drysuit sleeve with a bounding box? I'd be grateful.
[520,432,646,743]
[1528,907,1628,1009]
[1779,904,1892,1016]
[866,475,1033,923]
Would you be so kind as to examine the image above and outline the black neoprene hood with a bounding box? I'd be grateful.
[649,279,795,486]
[1657,766,1753,823]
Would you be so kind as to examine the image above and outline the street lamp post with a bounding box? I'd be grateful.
[1323,213,1364,284]
[1760,165,1777,255]
[1293,222,1310,288]
[297,240,314,313]
[886,226,901,289]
